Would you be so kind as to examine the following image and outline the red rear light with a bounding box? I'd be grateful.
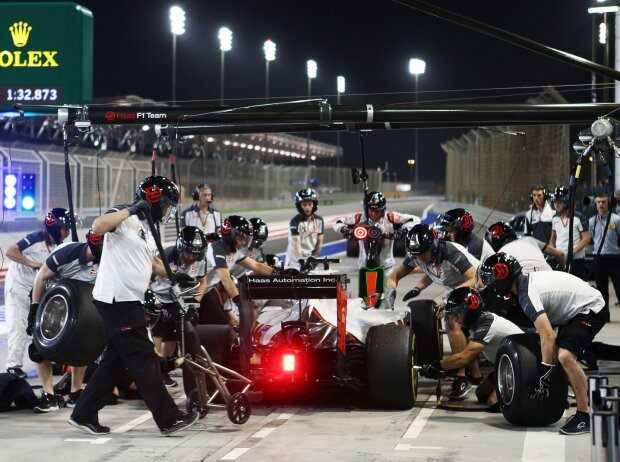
[283,354,296,372]
[353,226,368,240]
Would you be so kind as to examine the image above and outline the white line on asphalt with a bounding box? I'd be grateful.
[111,412,154,434]
[276,412,295,420]
[91,438,112,445]
[521,427,565,462]
[395,444,442,451]
[403,397,434,439]
[251,427,276,438]
[64,438,111,445]
[220,447,251,460]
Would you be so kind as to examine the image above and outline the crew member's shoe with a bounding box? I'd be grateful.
[67,390,82,408]
[161,411,199,436]
[448,376,472,400]
[467,374,484,386]
[162,372,178,388]
[34,392,60,413]
[6,367,27,379]
[68,417,111,435]
[559,412,590,435]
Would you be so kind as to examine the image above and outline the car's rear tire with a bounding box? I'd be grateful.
[408,299,443,365]
[393,238,407,257]
[494,333,568,426]
[33,279,104,366]
[346,239,359,258]
[366,324,416,409]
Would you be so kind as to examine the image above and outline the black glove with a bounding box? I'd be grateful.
[386,288,397,309]
[403,287,421,301]
[26,302,38,336]
[341,227,353,238]
[530,362,555,401]
[174,273,195,284]
[420,361,445,380]
[394,227,408,239]
[128,200,152,216]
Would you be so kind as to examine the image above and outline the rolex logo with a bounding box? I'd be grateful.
[9,22,32,48]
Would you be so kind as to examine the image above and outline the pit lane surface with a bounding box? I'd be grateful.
[0,197,611,461]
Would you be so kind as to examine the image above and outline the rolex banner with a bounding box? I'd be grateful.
[0,2,93,106]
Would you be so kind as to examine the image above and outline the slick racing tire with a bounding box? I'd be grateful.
[346,238,359,258]
[393,238,407,257]
[408,300,443,365]
[494,333,568,426]
[33,279,104,366]
[366,324,416,409]
[182,324,237,396]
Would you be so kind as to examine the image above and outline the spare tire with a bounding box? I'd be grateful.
[494,333,568,426]
[33,279,104,366]
[366,324,416,409]
[408,299,442,365]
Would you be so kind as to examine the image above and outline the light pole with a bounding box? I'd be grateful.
[336,76,345,169]
[263,39,276,102]
[218,27,233,106]
[169,6,185,104]
[409,58,426,188]
[306,60,317,165]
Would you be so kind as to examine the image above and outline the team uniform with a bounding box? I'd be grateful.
[525,202,554,243]
[516,271,606,355]
[588,212,620,321]
[499,236,552,273]
[201,239,247,323]
[403,241,480,289]
[461,233,495,262]
[468,312,523,363]
[285,214,324,270]
[552,212,588,277]
[180,204,222,236]
[334,211,419,270]
[5,231,58,371]
[71,205,180,432]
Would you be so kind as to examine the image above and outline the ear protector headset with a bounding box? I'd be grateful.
[192,184,215,202]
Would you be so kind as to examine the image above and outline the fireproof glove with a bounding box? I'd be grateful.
[530,362,555,401]
[128,200,152,216]
[420,361,446,380]
[394,227,408,240]
[26,303,38,336]
[341,227,353,238]
[403,287,421,301]
[386,288,397,309]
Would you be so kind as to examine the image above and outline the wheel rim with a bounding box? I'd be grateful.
[497,353,515,406]
[229,393,250,424]
[39,294,69,342]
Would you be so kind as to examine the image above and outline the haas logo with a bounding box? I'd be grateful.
[145,185,163,203]
[466,293,481,310]
[45,213,56,227]
[461,214,473,229]
[221,220,232,235]
[88,232,102,245]
[105,111,116,121]
[490,224,503,237]
[492,262,510,280]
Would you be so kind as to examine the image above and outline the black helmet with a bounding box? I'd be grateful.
[135,175,180,223]
[294,188,318,214]
[265,253,284,270]
[177,226,207,259]
[249,217,269,247]
[221,215,253,252]
[444,287,484,329]
[86,228,103,263]
[143,289,161,316]
[364,191,387,220]
[44,207,73,244]
[434,208,474,242]
[553,186,569,207]
[405,224,438,257]
[484,221,517,252]
[478,252,522,296]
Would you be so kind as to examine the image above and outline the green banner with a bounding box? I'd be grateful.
[0,2,93,107]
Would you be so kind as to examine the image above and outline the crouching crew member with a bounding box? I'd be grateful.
[202,215,276,326]
[387,224,482,400]
[478,253,607,435]
[5,208,72,378]
[69,175,198,437]
[419,287,523,411]
[29,229,103,412]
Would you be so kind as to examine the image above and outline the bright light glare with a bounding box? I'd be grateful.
[21,196,35,210]
[5,186,16,197]
[589,6,620,13]
[599,22,608,44]
[169,6,186,35]
[409,58,426,75]
[142,125,150,132]
[219,27,233,51]
[337,76,345,94]
[264,39,276,61]
[4,197,15,209]
[283,354,296,372]
[307,59,317,79]
[4,174,16,187]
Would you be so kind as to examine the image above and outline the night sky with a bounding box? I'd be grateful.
[25,0,603,180]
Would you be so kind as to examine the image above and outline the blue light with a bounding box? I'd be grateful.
[21,196,35,211]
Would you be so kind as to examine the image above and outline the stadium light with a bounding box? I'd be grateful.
[219,27,233,105]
